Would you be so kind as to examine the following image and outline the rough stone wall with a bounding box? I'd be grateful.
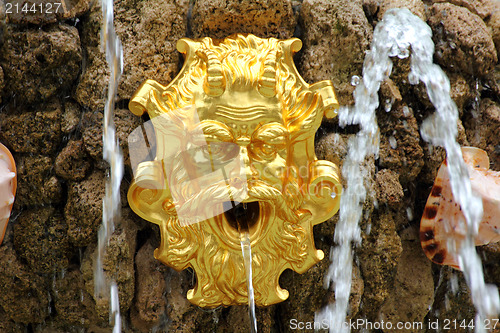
[0,0,498,332]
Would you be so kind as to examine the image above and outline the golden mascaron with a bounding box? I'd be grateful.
[127,34,341,307]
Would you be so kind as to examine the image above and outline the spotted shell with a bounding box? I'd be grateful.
[0,143,16,245]
[420,147,500,269]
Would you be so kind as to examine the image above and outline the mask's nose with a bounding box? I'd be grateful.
[239,146,256,181]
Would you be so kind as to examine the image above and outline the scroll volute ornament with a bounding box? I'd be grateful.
[127,34,342,307]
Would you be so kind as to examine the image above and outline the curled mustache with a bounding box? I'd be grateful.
[174,179,299,225]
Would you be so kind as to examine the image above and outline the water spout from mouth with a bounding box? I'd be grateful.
[227,201,258,333]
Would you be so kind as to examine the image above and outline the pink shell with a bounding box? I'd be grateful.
[420,147,500,269]
[0,143,16,245]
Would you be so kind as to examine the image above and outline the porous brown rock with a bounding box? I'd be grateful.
[356,211,403,319]
[464,98,500,170]
[0,101,62,154]
[377,0,427,21]
[14,155,62,207]
[0,244,50,324]
[80,211,138,322]
[426,270,476,333]
[6,0,92,25]
[431,0,498,20]
[131,238,167,332]
[191,0,296,39]
[55,139,91,181]
[0,66,4,105]
[428,3,498,76]
[0,24,81,104]
[65,170,105,246]
[300,0,373,105]
[52,268,100,329]
[161,269,221,332]
[0,307,24,332]
[487,8,500,56]
[61,100,83,134]
[215,306,276,333]
[315,132,349,172]
[82,108,142,169]
[378,104,424,184]
[375,169,404,207]
[13,207,70,274]
[448,72,475,110]
[76,0,189,111]
[379,237,434,333]
[279,254,331,326]
[481,242,500,287]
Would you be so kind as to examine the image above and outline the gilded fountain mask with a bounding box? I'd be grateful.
[127,34,342,307]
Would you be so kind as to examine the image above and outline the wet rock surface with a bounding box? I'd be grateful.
[76,0,189,111]
[0,24,81,104]
[464,98,500,170]
[14,155,62,207]
[55,139,92,181]
[379,234,434,333]
[65,170,105,246]
[0,244,50,324]
[428,2,498,76]
[0,0,498,331]
[14,207,70,274]
[191,0,296,39]
[131,239,167,332]
[6,0,92,25]
[300,0,373,105]
[377,0,427,21]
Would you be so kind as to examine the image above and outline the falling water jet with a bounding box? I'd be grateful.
[94,0,124,331]
[316,8,499,333]
[225,201,258,333]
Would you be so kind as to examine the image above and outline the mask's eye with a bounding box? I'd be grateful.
[253,142,278,160]
[207,142,239,164]
[261,144,275,155]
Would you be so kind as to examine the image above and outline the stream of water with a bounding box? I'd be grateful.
[240,231,257,333]
[95,0,124,331]
[316,8,499,332]
[229,199,258,333]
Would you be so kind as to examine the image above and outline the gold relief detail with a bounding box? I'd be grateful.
[127,34,342,307]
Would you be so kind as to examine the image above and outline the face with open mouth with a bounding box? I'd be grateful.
[127,34,342,307]
[163,96,297,250]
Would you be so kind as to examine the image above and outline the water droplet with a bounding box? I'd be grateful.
[351,75,361,86]
[385,99,393,112]
[406,207,413,221]
[365,223,372,235]
[389,136,397,149]
[331,191,337,199]
[450,274,459,293]
[402,106,410,117]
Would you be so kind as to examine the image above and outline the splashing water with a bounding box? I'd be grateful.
[94,0,124,331]
[317,8,499,332]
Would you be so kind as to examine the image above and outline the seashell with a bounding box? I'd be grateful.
[0,143,16,245]
[420,147,500,269]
